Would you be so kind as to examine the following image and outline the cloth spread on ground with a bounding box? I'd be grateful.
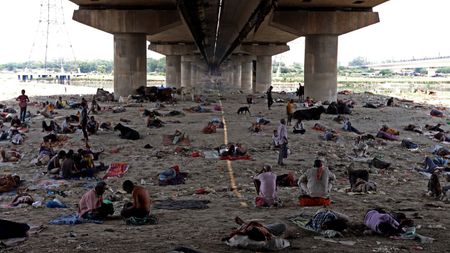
[288,214,341,238]
[219,155,251,161]
[102,163,129,179]
[153,199,210,210]
[48,213,103,225]
[162,135,191,146]
[298,196,331,206]
[27,179,69,190]
[203,150,219,159]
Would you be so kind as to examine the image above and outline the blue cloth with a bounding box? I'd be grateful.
[306,211,338,232]
[46,200,68,208]
[49,213,103,225]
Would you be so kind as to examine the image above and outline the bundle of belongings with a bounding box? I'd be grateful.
[158,165,188,186]
[202,122,217,134]
[224,217,290,251]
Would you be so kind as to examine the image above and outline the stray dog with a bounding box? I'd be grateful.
[237,106,251,115]
[114,123,140,140]
[428,172,442,198]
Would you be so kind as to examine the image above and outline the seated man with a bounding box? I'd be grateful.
[0,175,20,193]
[78,181,113,220]
[55,96,66,109]
[42,120,60,132]
[293,120,305,134]
[89,98,101,114]
[0,148,21,162]
[61,117,76,134]
[254,165,278,207]
[353,136,369,158]
[364,208,413,236]
[387,97,394,106]
[10,115,21,127]
[306,208,349,233]
[47,150,66,175]
[61,150,80,179]
[172,129,187,145]
[298,160,335,198]
[121,180,151,218]
[86,116,99,135]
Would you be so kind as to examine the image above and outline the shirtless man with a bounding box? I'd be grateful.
[0,148,21,162]
[121,180,151,218]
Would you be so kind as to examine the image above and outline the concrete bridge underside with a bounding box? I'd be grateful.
[71,0,388,102]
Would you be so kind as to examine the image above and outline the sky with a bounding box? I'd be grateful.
[0,0,449,66]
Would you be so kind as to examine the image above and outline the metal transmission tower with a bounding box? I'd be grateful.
[24,0,76,79]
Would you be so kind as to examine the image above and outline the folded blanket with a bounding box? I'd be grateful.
[103,163,129,180]
[49,213,103,225]
[153,199,210,210]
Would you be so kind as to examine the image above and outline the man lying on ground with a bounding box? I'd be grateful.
[298,160,335,198]
[121,180,151,219]
[78,181,113,220]
[404,124,423,134]
[415,156,448,174]
[306,208,349,233]
[0,147,21,162]
[364,208,413,236]
[343,119,363,135]
[254,165,278,207]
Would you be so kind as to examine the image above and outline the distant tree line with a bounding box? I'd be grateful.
[0,58,166,74]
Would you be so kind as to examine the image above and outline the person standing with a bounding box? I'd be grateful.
[286,99,295,126]
[80,101,89,146]
[266,86,274,110]
[16,89,29,122]
[277,119,288,166]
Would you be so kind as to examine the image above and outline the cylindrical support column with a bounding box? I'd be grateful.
[113,33,147,98]
[165,55,181,88]
[304,35,338,102]
[180,56,191,88]
[190,64,198,87]
[241,60,253,93]
[255,55,272,93]
[233,64,242,89]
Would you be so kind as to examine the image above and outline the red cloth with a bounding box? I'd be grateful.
[298,196,331,207]
[219,155,251,161]
[103,163,129,179]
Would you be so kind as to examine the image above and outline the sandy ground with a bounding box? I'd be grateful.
[0,89,450,253]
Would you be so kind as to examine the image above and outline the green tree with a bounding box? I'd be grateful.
[349,57,369,67]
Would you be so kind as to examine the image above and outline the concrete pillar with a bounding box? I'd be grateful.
[304,35,338,102]
[255,55,272,93]
[233,64,242,89]
[165,55,181,88]
[241,59,253,93]
[190,64,198,87]
[113,33,147,98]
[181,57,191,88]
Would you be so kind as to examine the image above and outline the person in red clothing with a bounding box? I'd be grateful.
[78,181,113,220]
[16,89,30,122]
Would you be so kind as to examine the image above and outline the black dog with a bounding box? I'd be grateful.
[113,123,140,140]
[237,106,251,115]
[293,106,325,121]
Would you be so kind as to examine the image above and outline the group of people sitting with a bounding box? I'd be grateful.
[78,180,152,221]
[46,148,105,179]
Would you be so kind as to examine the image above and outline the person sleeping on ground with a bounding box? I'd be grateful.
[0,147,21,162]
[78,181,114,220]
[404,124,423,134]
[0,175,20,193]
[364,208,414,236]
[249,122,262,133]
[434,132,450,142]
[121,180,152,219]
[425,123,445,132]
[306,208,349,233]
[218,143,248,157]
[225,216,287,242]
[343,119,363,135]
[415,156,448,173]
[253,165,278,207]
[203,122,217,134]
[147,115,164,128]
[298,160,335,198]
[324,130,339,141]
